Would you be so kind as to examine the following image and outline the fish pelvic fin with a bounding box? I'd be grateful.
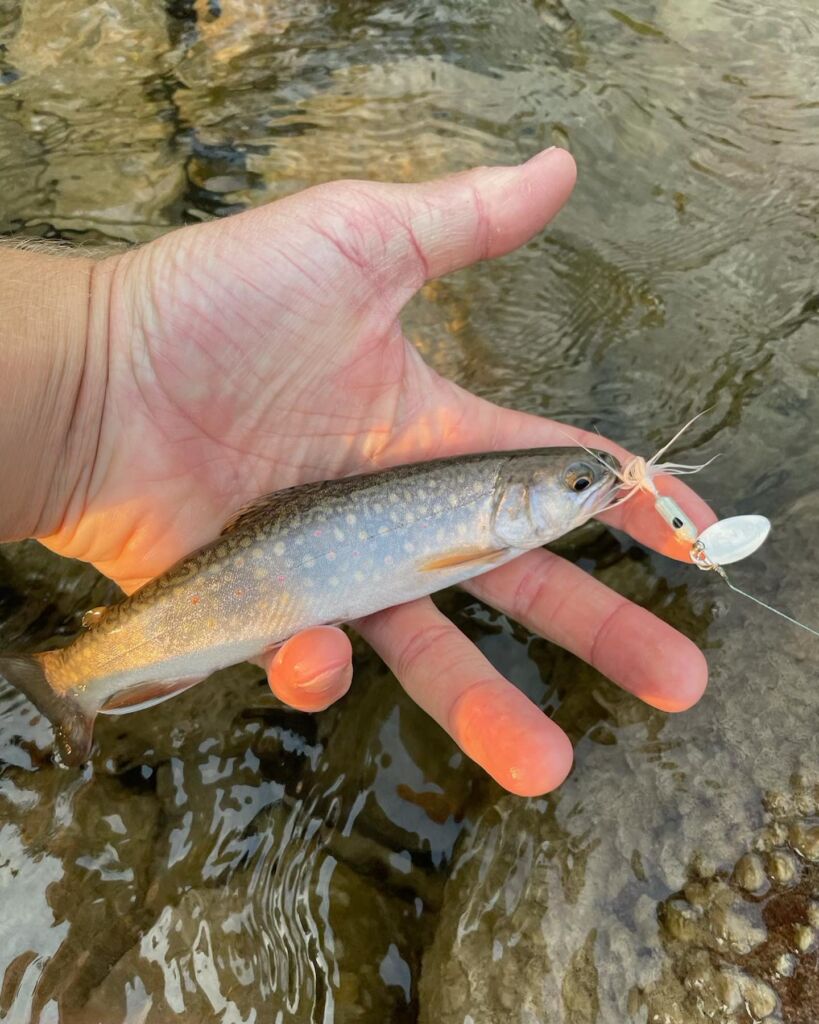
[0,653,95,767]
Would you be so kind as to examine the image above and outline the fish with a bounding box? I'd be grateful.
[0,447,620,766]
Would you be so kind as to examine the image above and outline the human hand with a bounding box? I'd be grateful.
[34,148,714,794]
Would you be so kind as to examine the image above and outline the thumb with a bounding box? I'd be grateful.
[391,146,577,282]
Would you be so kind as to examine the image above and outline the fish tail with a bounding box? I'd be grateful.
[0,652,94,766]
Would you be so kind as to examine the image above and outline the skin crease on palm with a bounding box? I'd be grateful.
[20,147,716,796]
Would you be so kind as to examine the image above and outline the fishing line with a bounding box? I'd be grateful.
[690,547,819,638]
[718,574,819,638]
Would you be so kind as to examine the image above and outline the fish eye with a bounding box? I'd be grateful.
[564,462,596,493]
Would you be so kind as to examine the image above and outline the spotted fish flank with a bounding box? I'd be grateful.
[0,448,619,765]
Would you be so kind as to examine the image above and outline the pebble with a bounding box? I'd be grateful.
[766,849,798,884]
[734,852,766,892]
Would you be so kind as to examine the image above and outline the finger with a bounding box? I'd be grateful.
[355,597,574,797]
[260,626,353,712]
[462,548,708,712]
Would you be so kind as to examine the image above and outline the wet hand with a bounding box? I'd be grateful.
[41,147,715,795]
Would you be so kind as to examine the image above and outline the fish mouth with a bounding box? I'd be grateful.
[582,450,623,514]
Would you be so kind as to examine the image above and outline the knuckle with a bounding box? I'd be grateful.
[510,560,553,623]
[395,623,452,681]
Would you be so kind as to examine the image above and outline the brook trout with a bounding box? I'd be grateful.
[0,448,619,765]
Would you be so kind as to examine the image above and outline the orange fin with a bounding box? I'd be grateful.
[100,675,203,713]
[420,547,509,572]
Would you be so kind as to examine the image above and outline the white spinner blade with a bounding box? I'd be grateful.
[696,515,771,566]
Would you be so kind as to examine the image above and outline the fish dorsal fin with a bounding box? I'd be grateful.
[219,479,335,536]
[220,493,279,535]
[81,606,109,629]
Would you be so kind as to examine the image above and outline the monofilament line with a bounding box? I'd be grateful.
[714,567,819,639]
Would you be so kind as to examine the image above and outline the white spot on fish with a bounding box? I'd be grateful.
[354,570,364,582]
[373,502,384,514]
[273,541,285,556]
[403,541,415,554]
[389,492,399,504]
[384,555,394,566]
[234,556,245,567]
[405,511,415,524]
[333,528,344,541]
[329,576,339,587]
[346,513,357,525]
[448,494,459,507]
[305,556,316,569]
[326,551,336,561]
[378,525,389,536]
[254,567,268,580]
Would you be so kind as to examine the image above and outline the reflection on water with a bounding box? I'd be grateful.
[0,0,817,1021]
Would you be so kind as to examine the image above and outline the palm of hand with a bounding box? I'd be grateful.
[41,151,713,795]
[51,179,489,589]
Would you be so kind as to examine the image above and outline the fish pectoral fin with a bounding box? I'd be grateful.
[420,547,510,572]
[99,675,204,714]
[81,606,109,629]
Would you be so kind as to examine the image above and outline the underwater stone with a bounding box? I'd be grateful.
[736,975,778,1019]
[789,821,819,862]
[767,849,799,885]
[733,851,767,892]
[791,923,814,953]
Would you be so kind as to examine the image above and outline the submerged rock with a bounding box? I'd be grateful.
[639,778,819,1024]
[419,548,818,1023]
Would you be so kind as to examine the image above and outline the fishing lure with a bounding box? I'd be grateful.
[571,415,818,637]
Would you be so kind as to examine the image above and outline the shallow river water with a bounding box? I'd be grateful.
[0,1,817,1022]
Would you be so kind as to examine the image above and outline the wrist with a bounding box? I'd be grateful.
[0,246,114,540]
